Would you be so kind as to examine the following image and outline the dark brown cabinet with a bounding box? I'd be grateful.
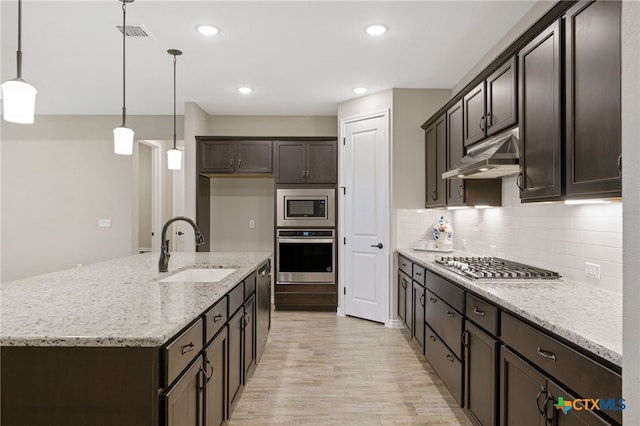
[464,56,517,149]
[518,20,563,202]
[274,140,337,183]
[565,0,621,198]
[412,281,425,353]
[446,101,465,206]
[164,355,204,426]
[425,114,447,208]
[256,262,271,363]
[243,294,257,382]
[227,306,244,412]
[204,328,228,426]
[464,321,498,426]
[198,140,272,174]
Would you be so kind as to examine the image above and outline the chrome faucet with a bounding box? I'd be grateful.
[159,216,205,272]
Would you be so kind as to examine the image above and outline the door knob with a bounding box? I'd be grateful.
[370,243,383,249]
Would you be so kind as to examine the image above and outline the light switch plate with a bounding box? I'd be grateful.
[99,219,112,228]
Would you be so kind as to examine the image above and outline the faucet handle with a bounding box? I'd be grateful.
[195,232,205,245]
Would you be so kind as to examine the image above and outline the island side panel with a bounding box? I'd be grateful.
[1,346,161,426]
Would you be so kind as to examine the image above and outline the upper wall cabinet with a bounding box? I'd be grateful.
[518,20,563,202]
[198,139,272,175]
[464,57,518,147]
[274,140,337,184]
[565,0,621,198]
[425,115,447,208]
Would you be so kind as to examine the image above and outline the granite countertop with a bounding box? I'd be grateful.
[0,252,271,347]
[397,248,622,368]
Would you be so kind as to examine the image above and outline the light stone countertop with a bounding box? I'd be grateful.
[0,252,271,347]
[397,248,622,368]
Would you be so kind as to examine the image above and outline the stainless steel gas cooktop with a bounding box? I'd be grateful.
[434,256,561,280]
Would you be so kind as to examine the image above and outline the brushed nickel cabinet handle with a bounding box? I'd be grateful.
[429,297,437,303]
[457,184,464,198]
[230,158,234,168]
[213,314,224,322]
[516,173,524,190]
[536,387,546,416]
[205,360,214,382]
[479,115,486,131]
[445,354,455,363]
[473,307,485,317]
[536,347,556,362]
[431,190,437,201]
[429,335,437,342]
[181,342,195,355]
[445,311,455,318]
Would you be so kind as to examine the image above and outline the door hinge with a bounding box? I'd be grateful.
[343,287,346,295]
[343,237,346,245]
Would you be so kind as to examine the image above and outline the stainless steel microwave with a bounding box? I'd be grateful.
[276,188,335,227]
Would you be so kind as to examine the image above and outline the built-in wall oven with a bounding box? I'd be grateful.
[276,188,335,228]
[276,229,335,284]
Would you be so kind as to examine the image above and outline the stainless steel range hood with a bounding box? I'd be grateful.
[442,128,520,179]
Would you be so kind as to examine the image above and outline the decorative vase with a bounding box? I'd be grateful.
[432,216,453,249]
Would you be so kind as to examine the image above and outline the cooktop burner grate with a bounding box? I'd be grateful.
[434,256,561,280]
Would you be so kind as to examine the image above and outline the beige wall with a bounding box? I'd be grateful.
[1,115,181,281]
[206,115,337,137]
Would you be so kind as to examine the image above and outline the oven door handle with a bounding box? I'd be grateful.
[277,238,335,244]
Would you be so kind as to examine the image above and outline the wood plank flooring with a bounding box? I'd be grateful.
[228,310,471,425]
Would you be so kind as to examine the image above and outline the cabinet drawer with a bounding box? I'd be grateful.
[164,319,204,387]
[412,264,426,286]
[501,313,621,405]
[204,297,228,344]
[228,282,245,316]
[425,289,464,359]
[244,272,256,300]
[425,271,464,313]
[425,324,463,406]
[465,293,499,336]
[398,256,412,277]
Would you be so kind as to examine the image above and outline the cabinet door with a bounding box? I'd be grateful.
[236,141,273,174]
[274,141,306,183]
[565,0,621,198]
[546,380,612,426]
[412,282,425,353]
[487,56,518,136]
[243,295,257,382]
[164,355,204,426]
[425,115,447,208]
[464,82,487,147]
[204,329,228,426]
[227,308,244,412]
[199,141,235,174]
[256,263,271,363]
[397,271,408,323]
[500,347,546,426]
[518,20,563,201]
[464,322,498,426]
[306,141,337,183]
[446,100,465,205]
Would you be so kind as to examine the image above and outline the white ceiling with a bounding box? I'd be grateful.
[1,1,537,116]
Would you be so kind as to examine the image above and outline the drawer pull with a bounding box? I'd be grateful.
[536,347,557,362]
[445,354,455,363]
[213,314,224,322]
[536,387,547,416]
[181,342,196,355]
[445,311,455,318]
[429,335,437,342]
[419,294,425,307]
[429,297,437,303]
[415,272,422,276]
[473,307,485,317]
[198,366,207,392]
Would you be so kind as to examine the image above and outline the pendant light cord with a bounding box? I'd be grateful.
[173,54,177,150]
[121,1,127,127]
[16,0,23,78]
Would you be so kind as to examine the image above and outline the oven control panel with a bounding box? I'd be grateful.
[278,230,333,237]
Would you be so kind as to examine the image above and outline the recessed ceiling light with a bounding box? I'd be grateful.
[238,87,253,94]
[198,25,219,36]
[353,87,367,94]
[366,24,387,36]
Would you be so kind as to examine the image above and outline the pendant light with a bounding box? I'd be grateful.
[167,49,183,170]
[2,0,37,124]
[113,0,135,155]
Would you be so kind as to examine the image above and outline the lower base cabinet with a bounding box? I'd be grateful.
[412,282,425,353]
[205,328,228,426]
[425,324,464,406]
[228,307,244,412]
[164,355,204,426]
[464,322,498,426]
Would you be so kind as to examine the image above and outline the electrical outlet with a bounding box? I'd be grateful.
[585,262,601,280]
[249,219,255,229]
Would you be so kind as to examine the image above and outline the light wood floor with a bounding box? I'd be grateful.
[228,310,471,425]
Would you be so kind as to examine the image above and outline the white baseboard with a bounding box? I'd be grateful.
[386,319,404,329]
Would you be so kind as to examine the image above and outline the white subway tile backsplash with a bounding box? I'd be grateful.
[396,184,623,294]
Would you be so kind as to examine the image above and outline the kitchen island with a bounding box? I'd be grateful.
[0,251,272,426]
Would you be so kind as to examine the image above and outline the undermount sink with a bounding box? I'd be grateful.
[158,268,237,283]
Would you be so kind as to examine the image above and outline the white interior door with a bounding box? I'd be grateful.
[342,113,389,323]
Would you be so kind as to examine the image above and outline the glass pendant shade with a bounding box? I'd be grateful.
[113,126,134,155]
[167,147,182,170]
[2,78,37,124]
